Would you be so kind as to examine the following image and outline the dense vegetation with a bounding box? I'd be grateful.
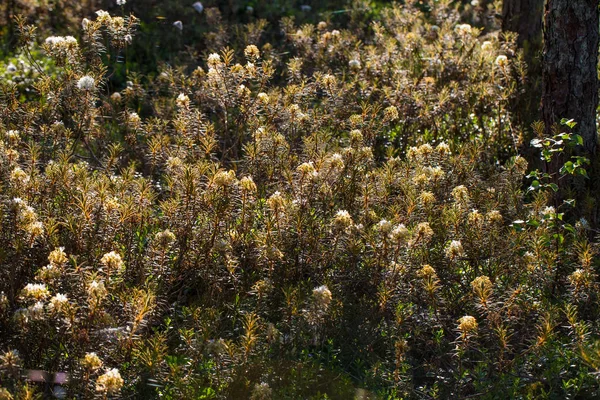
[1,0,600,398]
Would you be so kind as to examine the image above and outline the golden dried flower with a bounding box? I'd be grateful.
[22,283,50,300]
[48,294,69,313]
[176,93,190,108]
[328,153,344,170]
[250,382,272,400]
[95,10,112,24]
[569,269,591,292]
[0,350,21,371]
[127,112,141,127]
[267,191,285,212]
[425,166,444,180]
[455,24,472,36]
[6,130,20,144]
[495,55,508,68]
[471,276,492,304]
[207,53,222,67]
[419,191,436,206]
[155,229,176,248]
[212,170,237,187]
[481,41,493,52]
[458,315,478,334]
[244,44,260,59]
[100,251,125,272]
[297,161,317,177]
[419,264,437,278]
[390,224,409,242]
[312,285,332,310]
[322,74,336,86]
[417,143,434,157]
[10,167,29,185]
[37,264,61,282]
[436,142,450,156]
[231,63,245,74]
[96,368,124,394]
[82,353,103,371]
[28,301,45,320]
[377,219,393,234]
[26,221,45,238]
[48,247,68,266]
[240,176,257,193]
[411,222,434,246]
[486,210,503,224]
[445,240,464,259]
[333,210,353,231]
[512,156,528,174]
[288,103,302,118]
[467,210,483,227]
[257,92,270,104]
[350,129,363,147]
[451,185,469,206]
[88,280,107,300]
[383,105,399,122]
[349,114,363,127]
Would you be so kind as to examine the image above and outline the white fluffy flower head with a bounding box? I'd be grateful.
[77,76,95,91]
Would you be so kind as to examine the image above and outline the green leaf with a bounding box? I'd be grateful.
[530,138,543,148]
[578,168,589,179]
[560,118,577,128]
[560,161,574,174]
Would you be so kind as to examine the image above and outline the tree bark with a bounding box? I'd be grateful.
[5,0,15,51]
[502,0,544,46]
[502,0,545,129]
[541,0,599,155]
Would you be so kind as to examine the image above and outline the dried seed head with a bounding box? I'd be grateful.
[445,240,464,260]
[244,44,261,60]
[495,55,508,68]
[458,315,478,334]
[333,210,353,231]
[100,251,125,273]
[471,276,492,304]
[155,229,176,248]
[48,247,68,266]
[312,285,332,311]
[82,353,103,371]
[77,76,95,92]
[240,176,257,193]
[96,368,124,394]
[22,283,50,300]
[48,294,69,313]
[383,105,399,122]
[207,53,222,67]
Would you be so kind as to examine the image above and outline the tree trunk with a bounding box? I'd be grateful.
[542,0,599,155]
[5,0,15,51]
[502,0,544,129]
[502,0,544,46]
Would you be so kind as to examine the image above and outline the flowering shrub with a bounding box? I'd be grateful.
[0,2,599,399]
